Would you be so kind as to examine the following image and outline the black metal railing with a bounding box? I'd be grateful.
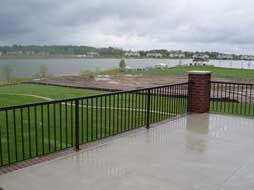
[0,82,189,167]
[210,81,254,116]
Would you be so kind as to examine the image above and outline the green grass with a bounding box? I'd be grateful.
[0,94,43,107]
[0,84,103,99]
[0,84,104,106]
[126,65,254,78]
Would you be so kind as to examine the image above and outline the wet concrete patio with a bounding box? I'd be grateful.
[0,113,254,190]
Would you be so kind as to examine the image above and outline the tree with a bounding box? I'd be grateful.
[119,59,127,71]
[39,64,48,78]
[1,64,13,82]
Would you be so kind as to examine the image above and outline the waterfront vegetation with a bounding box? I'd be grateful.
[0,45,239,59]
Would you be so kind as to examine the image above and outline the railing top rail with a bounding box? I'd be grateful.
[0,82,189,111]
[209,81,254,86]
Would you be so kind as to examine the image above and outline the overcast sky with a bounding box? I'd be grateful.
[1,0,254,54]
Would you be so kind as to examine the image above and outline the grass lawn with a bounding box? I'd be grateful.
[0,84,104,107]
[0,94,43,107]
[126,65,254,78]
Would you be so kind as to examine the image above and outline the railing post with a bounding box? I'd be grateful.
[146,89,151,128]
[188,71,211,113]
[75,99,80,151]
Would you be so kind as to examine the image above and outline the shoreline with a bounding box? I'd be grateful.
[0,56,248,61]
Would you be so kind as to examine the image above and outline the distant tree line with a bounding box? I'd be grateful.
[0,45,243,59]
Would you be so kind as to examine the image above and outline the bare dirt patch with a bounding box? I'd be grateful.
[30,74,237,91]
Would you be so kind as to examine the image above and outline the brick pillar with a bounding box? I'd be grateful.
[188,71,211,113]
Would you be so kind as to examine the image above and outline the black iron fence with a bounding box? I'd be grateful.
[0,82,189,167]
[210,81,254,116]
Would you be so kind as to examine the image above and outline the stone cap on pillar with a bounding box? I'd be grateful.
[188,71,212,75]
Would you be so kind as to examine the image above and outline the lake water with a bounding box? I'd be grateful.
[0,58,253,78]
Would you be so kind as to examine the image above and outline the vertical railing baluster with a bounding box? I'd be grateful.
[146,89,151,128]
[60,103,63,149]
[100,96,103,139]
[96,97,98,139]
[105,96,108,136]
[81,100,83,143]
[47,104,51,152]
[27,107,32,158]
[65,102,68,148]
[41,105,44,155]
[53,104,56,151]
[91,98,93,140]
[5,110,10,164]
[75,99,79,151]
[117,94,120,133]
[34,106,38,157]
[109,96,111,135]
[21,108,25,160]
[112,95,115,134]
[71,101,73,146]
[13,109,18,162]
[86,99,89,141]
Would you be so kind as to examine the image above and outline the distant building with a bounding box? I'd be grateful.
[86,52,98,58]
[23,51,35,56]
[36,52,50,56]
[240,55,254,61]
[169,53,185,58]
[6,51,23,56]
[125,51,140,57]
[146,53,162,58]
[193,54,209,62]
[217,54,233,60]
[76,54,87,58]
[76,52,99,58]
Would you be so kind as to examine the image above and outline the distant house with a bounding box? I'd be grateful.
[125,52,140,57]
[217,54,233,60]
[192,54,209,62]
[6,51,23,56]
[76,54,87,58]
[37,52,50,56]
[146,53,162,58]
[23,51,35,56]
[240,55,254,61]
[86,52,99,58]
[169,53,185,59]
[76,52,98,58]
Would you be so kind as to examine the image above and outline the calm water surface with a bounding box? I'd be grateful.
[0,58,253,78]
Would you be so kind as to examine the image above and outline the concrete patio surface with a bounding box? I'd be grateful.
[0,113,254,190]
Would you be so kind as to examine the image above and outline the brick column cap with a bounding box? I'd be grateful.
[188,70,211,75]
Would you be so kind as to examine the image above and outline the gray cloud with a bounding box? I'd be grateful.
[1,0,254,54]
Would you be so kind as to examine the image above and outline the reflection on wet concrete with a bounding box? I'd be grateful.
[1,114,254,190]
[186,114,209,153]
